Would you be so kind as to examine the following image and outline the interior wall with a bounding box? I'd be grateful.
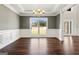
[19,16,60,39]
[20,16,30,29]
[71,5,79,36]
[48,16,56,29]
[56,14,60,29]
[0,5,20,49]
[0,5,19,30]
[59,4,79,41]
[60,5,79,36]
[20,16,60,29]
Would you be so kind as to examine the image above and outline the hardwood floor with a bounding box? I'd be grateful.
[0,37,79,55]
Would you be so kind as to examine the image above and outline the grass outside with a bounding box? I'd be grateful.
[32,27,47,35]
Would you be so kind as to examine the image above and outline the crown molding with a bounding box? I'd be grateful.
[3,4,76,16]
[60,4,77,14]
[3,4,19,15]
[17,4,24,12]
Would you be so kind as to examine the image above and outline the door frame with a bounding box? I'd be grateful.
[63,20,73,36]
[30,17,48,36]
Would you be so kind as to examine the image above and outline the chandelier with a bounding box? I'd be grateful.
[33,9,45,15]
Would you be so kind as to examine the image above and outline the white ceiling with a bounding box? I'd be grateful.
[4,4,74,16]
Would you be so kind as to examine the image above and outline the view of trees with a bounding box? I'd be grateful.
[39,20,46,26]
[32,20,46,27]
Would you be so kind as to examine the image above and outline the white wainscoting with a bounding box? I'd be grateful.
[0,29,62,49]
[0,29,20,49]
[20,29,60,40]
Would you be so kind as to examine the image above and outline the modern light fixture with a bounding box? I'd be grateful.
[33,9,45,15]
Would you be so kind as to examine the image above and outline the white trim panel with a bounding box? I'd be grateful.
[20,29,60,39]
[0,29,20,49]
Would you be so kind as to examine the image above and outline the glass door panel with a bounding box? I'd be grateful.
[31,18,38,35]
[39,18,47,35]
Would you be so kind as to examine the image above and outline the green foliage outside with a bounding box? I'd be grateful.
[32,20,46,27]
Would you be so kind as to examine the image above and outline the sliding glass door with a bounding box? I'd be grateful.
[30,17,48,36]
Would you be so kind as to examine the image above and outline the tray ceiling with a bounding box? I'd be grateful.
[4,4,74,16]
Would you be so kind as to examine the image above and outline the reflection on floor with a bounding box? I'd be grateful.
[29,38,48,54]
[63,36,74,54]
[0,36,79,55]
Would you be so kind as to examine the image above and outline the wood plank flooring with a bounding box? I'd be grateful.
[0,37,79,55]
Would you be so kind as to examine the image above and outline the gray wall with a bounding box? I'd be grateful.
[48,16,56,29]
[56,14,60,29]
[0,5,19,30]
[20,16,30,29]
[20,16,58,29]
